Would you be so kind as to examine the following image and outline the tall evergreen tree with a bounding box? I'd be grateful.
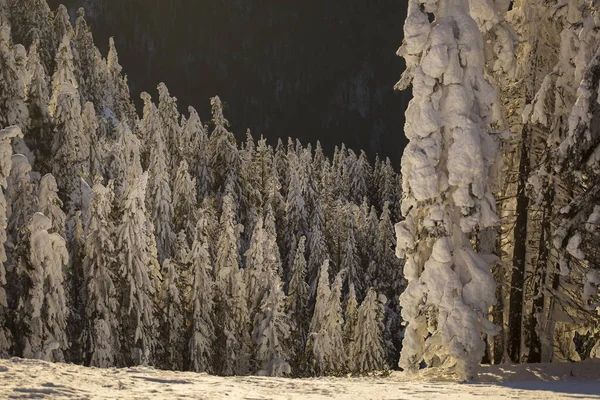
[213,190,251,375]
[349,288,387,374]
[6,154,37,244]
[37,173,66,237]
[286,236,309,359]
[17,212,69,362]
[172,160,197,241]
[307,260,346,375]
[145,114,175,264]
[115,172,158,366]
[82,179,120,367]
[157,82,181,170]
[186,213,215,373]
[0,125,22,357]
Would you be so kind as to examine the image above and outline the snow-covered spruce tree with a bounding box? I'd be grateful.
[307,196,329,298]
[184,106,212,199]
[51,34,77,92]
[6,0,55,71]
[50,82,90,207]
[145,105,175,264]
[550,25,600,360]
[82,179,120,367]
[37,174,66,237]
[208,96,237,191]
[213,189,251,375]
[72,8,108,108]
[106,37,136,125]
[286,236,310,363]
[6,154,37,244]
[284,163,308,270]
[158,258,185,370]
[53,4,73,44]
[157,83,181,169]
[340,213,363,300]
[18,212,69,362]
[172,160,197,241]
[349,150,372,205]
[264,203,283,279]
[186,213,215,373]
[245,215,267,318]
[115,172,158,366]
[109,121,143,200]
[252,274,291,372]
[349,288,387,374]
[395,0,500,380]
[0,125,22,357]
[306,260,346,375]
[0,26,29,133]
[26,53,52,171]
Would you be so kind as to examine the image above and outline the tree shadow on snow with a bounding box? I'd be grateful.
[494,381,600,399]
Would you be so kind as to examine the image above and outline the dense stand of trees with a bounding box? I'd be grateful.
[0,0,403,376]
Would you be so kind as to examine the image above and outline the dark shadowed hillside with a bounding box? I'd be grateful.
[48,0,410,165]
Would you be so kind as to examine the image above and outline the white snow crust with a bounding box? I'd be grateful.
[0,358,599,399]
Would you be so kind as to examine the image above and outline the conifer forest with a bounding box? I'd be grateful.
[0,0,599,385]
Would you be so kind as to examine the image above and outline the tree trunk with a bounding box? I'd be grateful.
[507,122,531,363]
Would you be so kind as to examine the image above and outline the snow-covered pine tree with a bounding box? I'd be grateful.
[186,212,215,373]
[6,154,37,244]
[6,0,55,71]
[157,82,181,170]
[37,174,66,237]
[106,37,136,124]
[306,260,346,375]
[158,257,185,370]
[252,275,291,373]
[0,26,29,133]
[145,110,175,264]
[245,215,267,318]
[307,197,329,298]
[52,5,73,44]
[184,106,212,199]
[349,288,387,374]
[0,125,22,357]
[51,34,77,92]
[341,212,363,300]
[208,95,237,192]
[25,53,52,170]
[286,236,309,362]
[49,79,91,208]
[18,212,69,362]
[273,138,289,198]
[213,190,251,375]
[109,121,143,200]
[172,160,197,241]
[115,172,158,366]
[81,178,120,367]
[395,0,500,381]
[349,150,372,205]
[72,8,107,108]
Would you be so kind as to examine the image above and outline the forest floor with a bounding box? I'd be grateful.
[1,357,599,399]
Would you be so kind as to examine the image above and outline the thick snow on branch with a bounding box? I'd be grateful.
[396,0,501,381]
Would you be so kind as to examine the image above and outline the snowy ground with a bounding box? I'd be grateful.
[1,358,599,399]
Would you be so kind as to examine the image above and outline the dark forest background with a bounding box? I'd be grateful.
[48,0,410,166]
